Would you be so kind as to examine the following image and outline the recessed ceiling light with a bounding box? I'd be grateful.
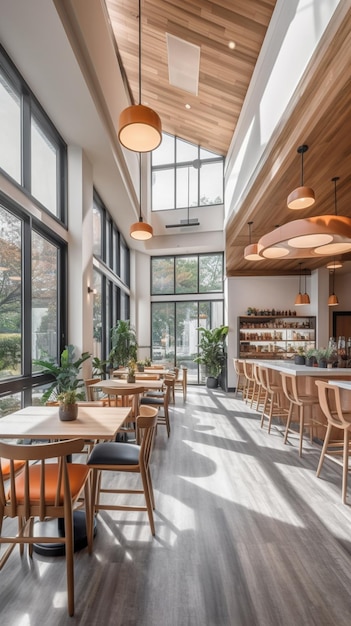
[228,41,236,50]
[185,103,191,109]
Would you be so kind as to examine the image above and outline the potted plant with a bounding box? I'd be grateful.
[193,325,229,388]
[294,346,305,365]
[33,344,90,421]
[109,320,138,368]
[305,348,317,367]
[136,359,145,372]
[127,358,136,383]
[315,347,333,368]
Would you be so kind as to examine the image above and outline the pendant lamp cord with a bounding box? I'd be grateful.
[138,0,141,106]
[332,176,339,215]
[248,221,253,245]
[300,149,304,186]
[139,153,143,222]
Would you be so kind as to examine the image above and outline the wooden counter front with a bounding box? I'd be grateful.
[249,360,351,440]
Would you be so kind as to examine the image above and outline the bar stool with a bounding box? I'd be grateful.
[315,380,351,504]
[251,362,264,411]
[232,358,246,397]
[242,360,255,404]
[259,365,284,433]
[280,371,320,457]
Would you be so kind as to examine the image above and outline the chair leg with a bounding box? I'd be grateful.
[316,423,332,478]
[267,394,275,434]
[260,391,269,428]
[342,429,349,504]
[299,405,304,457]
[283,402,294,445]
[64,507,75,617]
[140,467,155,535]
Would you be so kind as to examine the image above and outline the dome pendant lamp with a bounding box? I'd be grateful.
[118,0,162,152]
[287,145,315,210]
[130,153,153,240]
[301,268,310,304]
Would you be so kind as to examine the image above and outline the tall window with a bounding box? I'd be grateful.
[0,46,67,416]
[151,133,223,212]
[92,191,130,365]
[0,205,22,378]
[151,252,224,383]
[151,253,224,295]
[32,232,59,364]
[0,46,67,221]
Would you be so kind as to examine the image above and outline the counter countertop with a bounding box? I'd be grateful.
[246,359,351,377]
[328,380,351,390]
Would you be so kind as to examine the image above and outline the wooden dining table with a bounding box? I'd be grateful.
[0,404,132,555]
[0,404,131,441]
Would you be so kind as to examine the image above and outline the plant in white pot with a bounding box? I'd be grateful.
[194,325,229,389]
[33,344,90,421]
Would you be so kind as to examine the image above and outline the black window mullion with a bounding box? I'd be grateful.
[22,91,31,191]
[22,217,32,377]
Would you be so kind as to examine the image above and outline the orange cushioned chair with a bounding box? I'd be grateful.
[0,438,91,617]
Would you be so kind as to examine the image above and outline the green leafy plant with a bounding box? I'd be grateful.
[92,356,108,378]
[193,325,229,378]
[109,320,138,367]
[33,344,91,404]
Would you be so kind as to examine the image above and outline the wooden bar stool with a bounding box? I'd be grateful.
[315,380,351,504]
[233,358,246,397]
[259,365,284,433]
[242,360,255,404]
[280,371,320,457]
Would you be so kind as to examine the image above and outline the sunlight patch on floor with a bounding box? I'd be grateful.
[180,438,306,526]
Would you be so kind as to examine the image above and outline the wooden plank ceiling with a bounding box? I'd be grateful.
[105,0,277,156]
[106,1,351,277]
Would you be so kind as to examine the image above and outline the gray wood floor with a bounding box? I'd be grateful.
[2,387,351,625]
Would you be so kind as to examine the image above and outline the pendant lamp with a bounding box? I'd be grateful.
[244,221,264,261]
[118,0,162,152]
[130,153,153,240]
[287,145,315,210]
[328,268,339,306]
[326,259,343,270]
[301,268,310,304]
[294,263,304,305]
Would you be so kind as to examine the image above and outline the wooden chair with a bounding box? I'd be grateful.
[0,438,91,617]
[259,365,284,433]
[232,358,246,397]
[280,371,321,457]
[174,367,187,402]
[87,406,158,537]
[0,458,26,480]
[84,378,109,404]
[100,385,144,442]
[315,380,351,504]
[140,378,172,437]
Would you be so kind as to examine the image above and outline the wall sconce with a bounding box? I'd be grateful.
[87,286,96,295]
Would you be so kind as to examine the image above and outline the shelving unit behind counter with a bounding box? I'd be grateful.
[238,315,316,360]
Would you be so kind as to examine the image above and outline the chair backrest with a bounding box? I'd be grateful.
[233,358,244,377]
[315,380,350,430]
[243,360,254,382]
[85,378,102,401]
[253,363,262,385]
[100,386,145,415]
[136,407,158,468]
[0,438,86,519]
[280,372,300,405]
